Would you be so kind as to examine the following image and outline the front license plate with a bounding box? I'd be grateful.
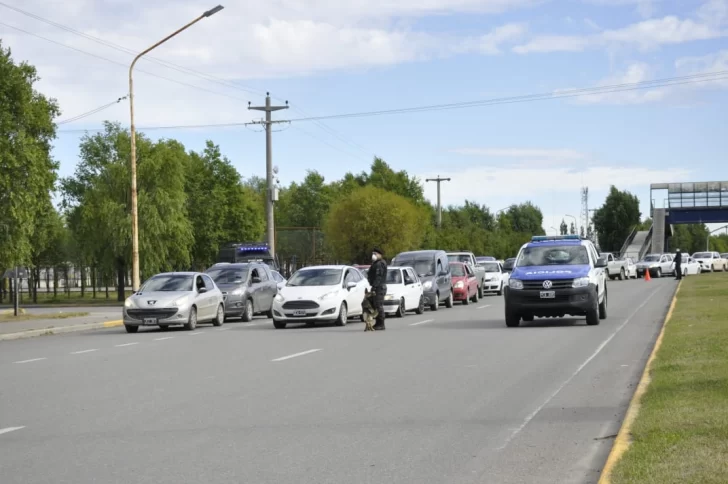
[293,310,306,316]
[540,291,555,299]
[143,318,158,325]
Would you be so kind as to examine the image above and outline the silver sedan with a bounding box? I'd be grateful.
[123,272,225,333]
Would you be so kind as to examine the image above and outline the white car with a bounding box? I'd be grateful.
[383,266,425,317]
[673,255,701,276]
[692,251,724,272]
[271,265,369,329]
[123,272,225,333]
[478,261,505,295]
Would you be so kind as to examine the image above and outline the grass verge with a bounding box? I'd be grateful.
[0,311,90,323]
[611,273,728,484]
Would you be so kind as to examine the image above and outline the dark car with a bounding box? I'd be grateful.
[391,250,453,311]
[205,262,278,321]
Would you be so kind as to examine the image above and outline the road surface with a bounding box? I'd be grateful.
[0,277,676,484]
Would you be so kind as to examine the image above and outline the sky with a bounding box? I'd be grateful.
[1,0,728,237]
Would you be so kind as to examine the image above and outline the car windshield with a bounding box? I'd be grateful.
[287,268,342,286]
[394,258,435,277]
[517,245,590,266]
[643,255,661,262]
[140,275,193,292]
[206,267,248,284]
[386,270,402,284]
[450,263,467,277]
[448,254,471,264]
[693,252,712,258]
[476,256,495,262]
[480,262,500,272]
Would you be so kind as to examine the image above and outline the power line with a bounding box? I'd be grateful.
[57,69,728,134]
[57,95,128,124]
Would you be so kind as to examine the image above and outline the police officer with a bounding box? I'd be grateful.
[675,248,683,280]
[367,247,388,330]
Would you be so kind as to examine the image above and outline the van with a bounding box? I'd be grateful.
[391,250,453,311]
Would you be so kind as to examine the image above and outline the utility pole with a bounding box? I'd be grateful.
[426,176,451,228]
[249,93,289,259]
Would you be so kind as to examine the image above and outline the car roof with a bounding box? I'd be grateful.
[152,272,198,277]
[297,265,349,270]
[396,250,441,257]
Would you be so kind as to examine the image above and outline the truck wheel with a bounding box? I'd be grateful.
[619,268,625,281]
[505,306,520,327]
[586,291,600,326]
[599,289,608,320]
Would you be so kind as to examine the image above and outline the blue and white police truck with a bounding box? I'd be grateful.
[503,235,608,327]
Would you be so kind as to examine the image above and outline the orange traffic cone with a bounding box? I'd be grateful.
[645,270,651,281]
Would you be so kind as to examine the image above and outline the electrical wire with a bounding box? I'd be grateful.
[57,69,728,134]
[57,95,128,124]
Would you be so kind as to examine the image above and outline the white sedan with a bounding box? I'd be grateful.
[478,261,505,295]
[673,255,701,276]
[271,265,369,329]
[383,266,425,317]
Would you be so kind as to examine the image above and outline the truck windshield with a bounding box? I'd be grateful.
[517,245,589,266]
[447,254,471,264]
[480,262,500,272]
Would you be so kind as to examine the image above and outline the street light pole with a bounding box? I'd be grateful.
[128,4,224,292]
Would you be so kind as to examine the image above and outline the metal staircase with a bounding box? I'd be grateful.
[622,227,652,262]
[652,208,666,254]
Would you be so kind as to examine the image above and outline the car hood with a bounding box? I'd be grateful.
[636,261,659,268]
[451,275,469,283]
[483,272,501,279]
[278,285,344,301]
[512,265,591,280]
[127,291,192,308]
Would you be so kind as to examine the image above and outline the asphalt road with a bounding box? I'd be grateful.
[0,277,677,484]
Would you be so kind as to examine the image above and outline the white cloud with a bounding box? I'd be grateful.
[583,0,661,19]
[558,62,670,105]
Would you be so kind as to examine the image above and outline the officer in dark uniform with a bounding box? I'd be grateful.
[367,247,388,330]
[675,249,683,280]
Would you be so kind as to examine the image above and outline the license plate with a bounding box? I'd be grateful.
[143,318,158,325]
[293,310,306,316]
[540,291,556,299]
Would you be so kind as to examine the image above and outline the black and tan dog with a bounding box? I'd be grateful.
[362,289,379,332]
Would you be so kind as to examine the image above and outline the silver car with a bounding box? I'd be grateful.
[123,272,225,333]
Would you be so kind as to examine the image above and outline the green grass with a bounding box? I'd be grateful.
[6,290,132,306]
[0,311,90,322]
[611,273,728,484]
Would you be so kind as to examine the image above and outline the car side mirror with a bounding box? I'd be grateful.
[198,286,208,293]
[346,281,357,290]
[251,276,261,284]
[596,257,608,268]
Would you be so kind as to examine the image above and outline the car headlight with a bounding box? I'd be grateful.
[274,293,285,303]
[384,294,393,300]
[124,298,135,308]
[172,296,188,307]
[650,263,658,268]
[422,281,433,290]
[509,279,523,290]
[230,287,244,296]
[572,277,589,288]
[318,290,338,301]
[454,281,464,289]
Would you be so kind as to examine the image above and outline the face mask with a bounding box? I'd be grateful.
[371,254,377,262]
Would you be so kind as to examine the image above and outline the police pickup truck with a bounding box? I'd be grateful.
[503,235,608,327]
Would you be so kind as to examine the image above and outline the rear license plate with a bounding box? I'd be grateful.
[540,291,556,299]
[293,310,306,316]
[143,318,158,325]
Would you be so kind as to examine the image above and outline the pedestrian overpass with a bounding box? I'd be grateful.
[619,181,728,260]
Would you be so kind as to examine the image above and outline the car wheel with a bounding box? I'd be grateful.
[478,284,484,299]
[599,288,608,320]
[335,303,348,326]
[415,295,425,315]
[124,324,139,333]
[586,292,600,326]
[266,308,274,319]
[619,268,625,281]
[655,268,662,278]
[212,304,224,326]
[497,283,503,296]
[445,290,454,308]
[241,299,253,322]
[431,293,439,311]
[183,307,197,331]
[471,290,479,303]
[273,319,286,329]
[396,298,405,317]
[505,306,520,328]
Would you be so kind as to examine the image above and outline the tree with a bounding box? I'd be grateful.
[0,42,60,271]
[669,224,709,254]
[570,222,576,235]
[337,158,427,205]
[27,203,66,302]
[580,225,585,238]
[505,202,545,235]
[324,186,428,263]
[586,224,594,241]
[592,186,641,252]
[560,220,568,235]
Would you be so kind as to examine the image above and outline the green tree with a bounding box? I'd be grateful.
[669,224,710,254]
[560,220,568,235]
[337,158,426,205]
[592,186,641,252]
[324,186,428,263]
[505,202,545,234]
[27,203,66,302]
[0,42,60,271]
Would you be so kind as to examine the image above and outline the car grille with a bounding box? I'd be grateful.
[522,279,574,290]
[282,300,320,310]
[126,308,178,320]
[519,292,572,302]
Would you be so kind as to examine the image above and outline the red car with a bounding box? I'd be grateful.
[449,262,479,304]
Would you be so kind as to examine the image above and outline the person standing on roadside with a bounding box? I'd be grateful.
[367,247,388,331]
[675,249,683,280]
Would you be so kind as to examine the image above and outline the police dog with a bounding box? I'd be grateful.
[362,289,379,332]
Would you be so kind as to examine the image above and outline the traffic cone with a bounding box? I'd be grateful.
[645,270,651,281]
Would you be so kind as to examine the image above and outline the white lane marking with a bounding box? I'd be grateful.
[496,287,662,451]
[409,319,433,326]
[115,343,139,347]
[188,332,203,336]
[154,337,174,341]
[477,304,492,309]
[216,327,231,331]
[0,426,25,435]
[271,349,322,362]
[13,358,47,364]
[70,349,98,355]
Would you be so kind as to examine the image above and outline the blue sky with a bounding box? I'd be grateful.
[1,0,727,234]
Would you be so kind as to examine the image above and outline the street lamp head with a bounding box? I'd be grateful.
[203,5,224,17]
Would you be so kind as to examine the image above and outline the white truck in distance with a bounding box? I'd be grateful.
[601,252,630,280]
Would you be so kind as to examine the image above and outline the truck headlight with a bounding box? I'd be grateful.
[454,281,464,289]
[509,279,523,290]
[572,277,589,288]
[422,281,432,290]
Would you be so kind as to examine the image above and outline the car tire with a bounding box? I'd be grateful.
[124,324,139,333]
[586,292,600,326]
[241,299,253,322]
[619,268,625,281]
[497,283,503,296]
[463,292,470,305]
[478,284,484,299]
[212,304,225,326]
[505,307,520,328]
[445,291,454,309]
[599,288,608,320]
[183,307,198,331]
[415,296,425,315]
[266,309,274,319]
[431,293,439,311]
[655,268,662,278]
[471,290,479,303]
[396,298,405,317]
[273,319,286,329]
[335,303,348,326]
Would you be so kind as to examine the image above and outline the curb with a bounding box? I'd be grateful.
[0,320,123,342]
[598,280,682,484]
